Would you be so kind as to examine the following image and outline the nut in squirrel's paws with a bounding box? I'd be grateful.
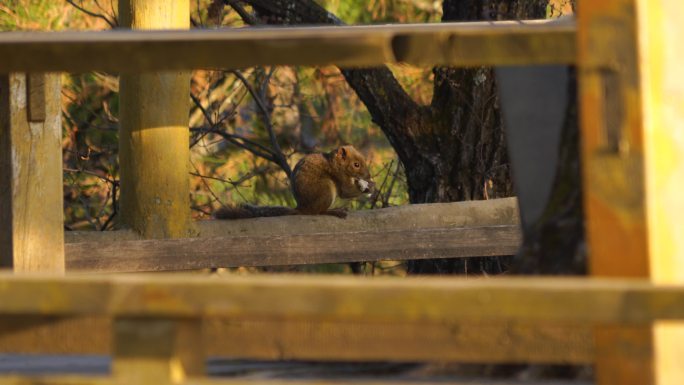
[354,178,376,197]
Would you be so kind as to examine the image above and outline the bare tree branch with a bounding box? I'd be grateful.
[229,69,293,178]
[189,90,279,162]
[66,0,117,28]
[63,167,118,186]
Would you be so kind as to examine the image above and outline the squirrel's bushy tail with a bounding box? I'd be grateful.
[214,204,297,219]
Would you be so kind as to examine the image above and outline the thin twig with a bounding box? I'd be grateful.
[191,206,213,216]
[382,162,402,208]
[63,167,119,186]
[189,92,274,158]
[192,162,225,208]
[370,160,394,209]
[230,69,292,178]
[191,127,276,162]
[93,0,118,26]
[66,0,116,28]
[100,182,117,231]
[190,171,242,186]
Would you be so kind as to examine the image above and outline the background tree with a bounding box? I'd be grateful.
[226,0,582,275]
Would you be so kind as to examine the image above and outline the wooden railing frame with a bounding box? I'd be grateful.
[1,1,684,384]
[0,19,576,73]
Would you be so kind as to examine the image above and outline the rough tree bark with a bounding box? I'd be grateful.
[234,0,583,275]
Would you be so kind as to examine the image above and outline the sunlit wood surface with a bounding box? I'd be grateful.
[0,19,575,72]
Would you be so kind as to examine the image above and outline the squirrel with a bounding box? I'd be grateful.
[214,145,375,219]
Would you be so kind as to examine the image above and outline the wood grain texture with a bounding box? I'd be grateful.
[0,376,591,385]
[203,319,592,364]
[118,0,195,239]
[0,73,64,272]
[0,20,575,73]
[0,316,593,364]
[64,225,521,272]
[26,73,45,122]
[0,274,682,324]
[64,198,520,242]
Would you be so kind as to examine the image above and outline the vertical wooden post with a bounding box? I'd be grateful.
[118,0,194,239]
[0,73,64,273]
[638,2,684,384]
[113,318,205,383]
[578,1,684,384]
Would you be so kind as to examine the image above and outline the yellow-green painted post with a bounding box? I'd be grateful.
[578,1,684,384]
[0,73,64,272]
[118,0,194,238]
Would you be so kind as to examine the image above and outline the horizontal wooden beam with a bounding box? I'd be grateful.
[0,316,592,363]
[0,377,110,385]
[64,199,522,272]
[64,226,520,272]
[65,199,521,242]
[0,19,575,73]
[0,274,683,324]
[0,376,591,385]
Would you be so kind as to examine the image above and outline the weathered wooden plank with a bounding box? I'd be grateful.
[0,73,64,272]
[0,316,593,364]
[192,379,589,385]
[0,20,575,73]
[64,198,520,242]
[0,275,683,325]
[204,319,592,364]
[0,376,591,385]
[26,73,46,122]
[395,16,575,67]
[64,225,521,272]
[0,377,112,385]
[0,316,110,355]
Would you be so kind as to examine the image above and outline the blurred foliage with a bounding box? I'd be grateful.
[0,0,116,31]
[323,0,442,24]
[3,0,425,235]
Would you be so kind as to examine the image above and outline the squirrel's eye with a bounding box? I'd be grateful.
[353,162,360,168]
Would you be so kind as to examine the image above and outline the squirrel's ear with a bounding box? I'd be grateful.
[337,147,347,160]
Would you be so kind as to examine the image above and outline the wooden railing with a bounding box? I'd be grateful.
[2,0,684,384]
[0,19,575,72]
[0,274,681,384]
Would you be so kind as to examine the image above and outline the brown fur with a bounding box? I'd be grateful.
[215,145,374,219]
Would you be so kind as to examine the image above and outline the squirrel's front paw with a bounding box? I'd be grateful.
[325,208,348,219]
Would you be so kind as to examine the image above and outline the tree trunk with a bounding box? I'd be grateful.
[403,0,548,274]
